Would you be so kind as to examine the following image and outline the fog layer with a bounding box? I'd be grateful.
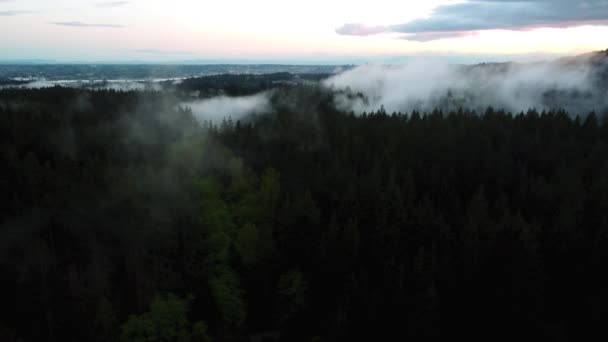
[182,93,272,123]
[324,60,607,115]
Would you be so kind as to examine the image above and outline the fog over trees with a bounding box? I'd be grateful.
[1,51,608,341]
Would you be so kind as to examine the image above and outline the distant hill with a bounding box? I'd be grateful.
[468,48,608,85]
[558,48,608,65]
[0,64,351,81]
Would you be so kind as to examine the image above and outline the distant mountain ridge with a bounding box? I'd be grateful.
[554,48,608,67]
[467,48,608,84]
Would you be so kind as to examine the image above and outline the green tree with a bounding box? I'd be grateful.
[236,223,260,268]
[120,294,198,342]
[209,267,246,330]
[191,321,212,342]
[278,269,308,324]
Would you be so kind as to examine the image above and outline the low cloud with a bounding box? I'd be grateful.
[324,58,607,116]
[52,21,125,28]
[337,0,608,41]
[182,93,272,124]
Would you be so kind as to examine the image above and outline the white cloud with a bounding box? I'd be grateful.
[182,93,272,123]
[324,58,605,115]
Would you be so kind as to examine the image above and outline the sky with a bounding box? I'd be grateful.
[0,0,607,63]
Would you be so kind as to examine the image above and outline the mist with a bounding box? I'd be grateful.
[324,59,608,116]
[0,79,166,91]
[182,93,272,124]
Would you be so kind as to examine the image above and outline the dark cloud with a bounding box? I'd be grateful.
[95,1,130,7]
[337,0,608,41]
[52,21,125,28]
[400,31,477,42]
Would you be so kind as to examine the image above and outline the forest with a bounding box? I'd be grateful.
[1,80,608,341]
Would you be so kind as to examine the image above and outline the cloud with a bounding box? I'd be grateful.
[0,11,32,16]
[182,93,272,124]
[323,58,606,116]
[136,49,193,55]
[51,21,125,28]
[95,1,130,7]
[0,1,36,16]
[335,23,388,36]
[337,0,608,41]
[399,31,477,42]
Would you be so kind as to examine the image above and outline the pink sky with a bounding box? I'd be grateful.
[1,0,607,63]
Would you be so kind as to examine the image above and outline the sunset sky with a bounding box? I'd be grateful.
[1,0,608,63]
